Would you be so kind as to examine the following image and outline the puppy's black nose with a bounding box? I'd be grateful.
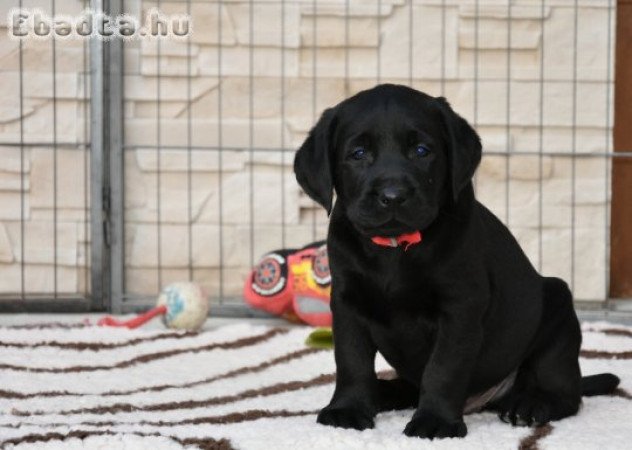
[378,186,409,208]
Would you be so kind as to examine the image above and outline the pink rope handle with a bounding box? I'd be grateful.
[97,305,168,329]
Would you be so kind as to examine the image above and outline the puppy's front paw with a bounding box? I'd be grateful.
[403,409,467,439]
[317,405,375,431]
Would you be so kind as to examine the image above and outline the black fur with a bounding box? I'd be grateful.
[293,84,619,439]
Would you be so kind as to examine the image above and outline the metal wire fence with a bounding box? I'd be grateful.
[0,0,627,314]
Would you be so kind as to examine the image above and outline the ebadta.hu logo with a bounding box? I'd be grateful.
[6,8,191,40]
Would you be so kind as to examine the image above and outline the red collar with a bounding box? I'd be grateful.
[371,230,423,251]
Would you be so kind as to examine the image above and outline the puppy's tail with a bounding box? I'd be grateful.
[581,373,620,397]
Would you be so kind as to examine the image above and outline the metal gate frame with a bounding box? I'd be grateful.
[89,0,123,313]
[86,1,632,318]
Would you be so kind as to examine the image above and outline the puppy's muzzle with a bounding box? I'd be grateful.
[377,185,413,209]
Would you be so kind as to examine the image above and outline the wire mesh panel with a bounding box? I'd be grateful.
[0,1,621,312]
[0,0,93,310]
[113,0,617,314]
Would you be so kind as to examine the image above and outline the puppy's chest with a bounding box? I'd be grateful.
[344,266,439,325]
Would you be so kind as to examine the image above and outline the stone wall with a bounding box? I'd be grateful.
[0,0,615,302]
[0,0,91,297]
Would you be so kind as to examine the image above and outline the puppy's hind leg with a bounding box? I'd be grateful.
[493,277,582,426]
[375,377,420,412]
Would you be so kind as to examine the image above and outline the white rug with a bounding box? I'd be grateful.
[0,321,630,449]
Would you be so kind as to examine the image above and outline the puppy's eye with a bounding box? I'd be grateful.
[350,147,367,160]
[415,144,430,158]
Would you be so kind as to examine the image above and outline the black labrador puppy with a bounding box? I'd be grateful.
[293,84,619,439]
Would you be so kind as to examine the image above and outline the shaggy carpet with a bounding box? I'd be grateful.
[0,321,630,449]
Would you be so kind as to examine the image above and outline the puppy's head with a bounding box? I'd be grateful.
[294,84,481,237]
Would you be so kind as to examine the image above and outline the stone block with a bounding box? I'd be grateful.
[0,148,31,174]
[0,72,79,100]
[542,178,609,206]
[478,154,554,181]
[299,47,377,79]
[124,267,161,297]
[191,224,249,268]
[133,101,187,119]
[127,223,187,268]
[196,168,301,225]
[0,38,19,62]
[192,267,245,299]
[476,165,609,229]
[244,223,328,262]
[123,151,148,211]
[124,118,289,149]
[0,224,13,263]
[458,47,541,80]
[459,5,551,20]
[4,0,85,15]
[30,208,89,222]
[124,75,219,102]
[188,76,346,121]
[478,128,513,153]
[127,222,247,268]
[503,126,611,155]
[250,150,295,167]
[134,148,248,172]
[124,170,216,224]
[439,80,612,130]
[4,220,77,266]
[575,7,614,81]
[129,268,193,297]
[0,43,87,73]
[380,5,459,80]
[0,102,37,125]
[30,149,88,209]
[0,101,78,143]
[76,266,89,294]
[300,15,379,48]
[140,55,200,76]
[0,191,29,220]
[198,46,299,78]
[0,264,78,295]
[0,171,29,191]
[227,3,300,48]
[141,40,200,57]
[124,48,141,74]
[459,21,542,51]
[543,6,613,81]
[300,2,398,17]
[160,3,237,46]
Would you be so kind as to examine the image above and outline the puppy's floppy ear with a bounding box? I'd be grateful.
[294,107,338,214]
[436,97,482,201]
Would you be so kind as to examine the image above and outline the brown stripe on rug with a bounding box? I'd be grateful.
[0,327,289,373]
[580,349,632,359]
[0,429,234,450]
[518,424,553,450]
[0,330,199,351]
[0,347,326,400]
[13,373,337,416]
[584,328,632,338]
[7,408,320,431]
[1,322,88,330]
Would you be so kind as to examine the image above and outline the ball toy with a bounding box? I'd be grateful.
[98,282,209,331]
[157,282,209,330]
